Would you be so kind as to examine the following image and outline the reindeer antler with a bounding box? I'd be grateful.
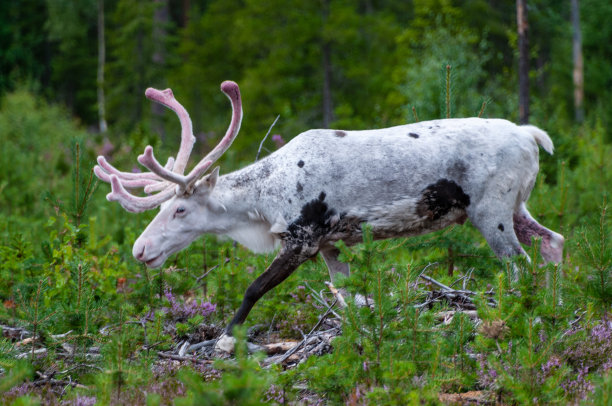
[94,81,242,213]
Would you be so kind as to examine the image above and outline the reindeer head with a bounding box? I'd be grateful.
[94,81,242,268]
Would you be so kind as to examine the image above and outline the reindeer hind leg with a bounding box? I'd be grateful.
[513,203,564,263]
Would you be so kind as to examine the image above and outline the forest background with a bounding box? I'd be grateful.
[0,0,611,404]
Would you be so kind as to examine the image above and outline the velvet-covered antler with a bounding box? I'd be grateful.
[94,81,242,213]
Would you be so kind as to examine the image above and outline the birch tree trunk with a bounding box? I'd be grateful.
[97,0,107,133]
[152,0,169,140]
[571,0,584,123]
[322,42,334,128]
[321,0,334,128]
[517,0,529,124]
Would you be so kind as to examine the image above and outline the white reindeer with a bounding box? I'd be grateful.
[94,81,564,334]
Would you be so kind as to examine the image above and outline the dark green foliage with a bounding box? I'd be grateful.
[1,1,612,403]
[573,203,612,308]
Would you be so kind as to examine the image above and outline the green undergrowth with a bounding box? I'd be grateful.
[0,86,611,404]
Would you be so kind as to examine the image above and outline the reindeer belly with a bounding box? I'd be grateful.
[347,192,468,241]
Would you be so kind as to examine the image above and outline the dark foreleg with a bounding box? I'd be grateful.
[225,245,307,334]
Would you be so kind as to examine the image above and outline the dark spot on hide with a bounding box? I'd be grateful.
[408,132,419,139]
[335,130,347,137]
[296,182,304,193]
[417,179,471,220]
[297,160,305,168]
[449,160,469,182]
[498,223,505,232]
[288,198,292,204]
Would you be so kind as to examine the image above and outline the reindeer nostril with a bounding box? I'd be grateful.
[133,240,148,262]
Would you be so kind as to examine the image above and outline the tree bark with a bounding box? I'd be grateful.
[321,0,334,128]
[182,0,191,27]
[517,0,529,124]
[571,0,584,123]
[152,0,169,140]
[97,0,107,133]
[322,42,334,128]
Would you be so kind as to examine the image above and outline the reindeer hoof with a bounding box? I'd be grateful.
[215,334,236,353]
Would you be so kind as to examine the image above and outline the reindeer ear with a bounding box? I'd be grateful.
[195,166,220,191]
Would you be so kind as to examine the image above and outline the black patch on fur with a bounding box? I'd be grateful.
[296,192,335,228]
[297,160,305,168]
[417,179,471,220]
[287,192,339,241]
[408,132,419,138]
[296,182,304,193]
[498,223,505,232]
[335,130,347,137]
[288,198,292,204]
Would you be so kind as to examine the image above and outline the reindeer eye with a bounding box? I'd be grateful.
[175,207,186,215]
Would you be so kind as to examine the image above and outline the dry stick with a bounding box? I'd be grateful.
[413,262,438,289]
[157,351,213,365]
[478,100,488,118]
[255,115,281,161]
[187,339,216,352]
[58,364,103,375]
[304,283,342,320]
[412,106,419,122]
[420,274,453,291]
[195,265,219,285]
[274,298,338,365]
[418,272,497,310]
[445,64,452,119]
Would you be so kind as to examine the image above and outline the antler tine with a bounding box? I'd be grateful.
[137,146,215,194]
[186,81,242,187]
[95,81,241,211]
[142,157,176,193]
[107,175,176,213]
[94,87,196,209]
[138,81,242,193]
[144,88,195,175]
[94,165,158,189]
[96,156,161,181]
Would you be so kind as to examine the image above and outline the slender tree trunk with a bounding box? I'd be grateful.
[321,0,334,128]
[97,0,108,133]
[517,0,529,124]
[571,0,584,123]
[152,0,169,140]
[182,0,190,27]
[322,42,334,128]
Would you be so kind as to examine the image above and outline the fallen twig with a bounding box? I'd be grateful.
[187,339,216,353]
[157,351,213,365]
[273,299,338,365]
[305,283,342,320]
[195,265,219,285]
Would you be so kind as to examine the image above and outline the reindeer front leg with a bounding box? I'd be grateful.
[225,245,308,335]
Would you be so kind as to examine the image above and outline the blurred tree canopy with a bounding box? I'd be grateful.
[1,0,611,157]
